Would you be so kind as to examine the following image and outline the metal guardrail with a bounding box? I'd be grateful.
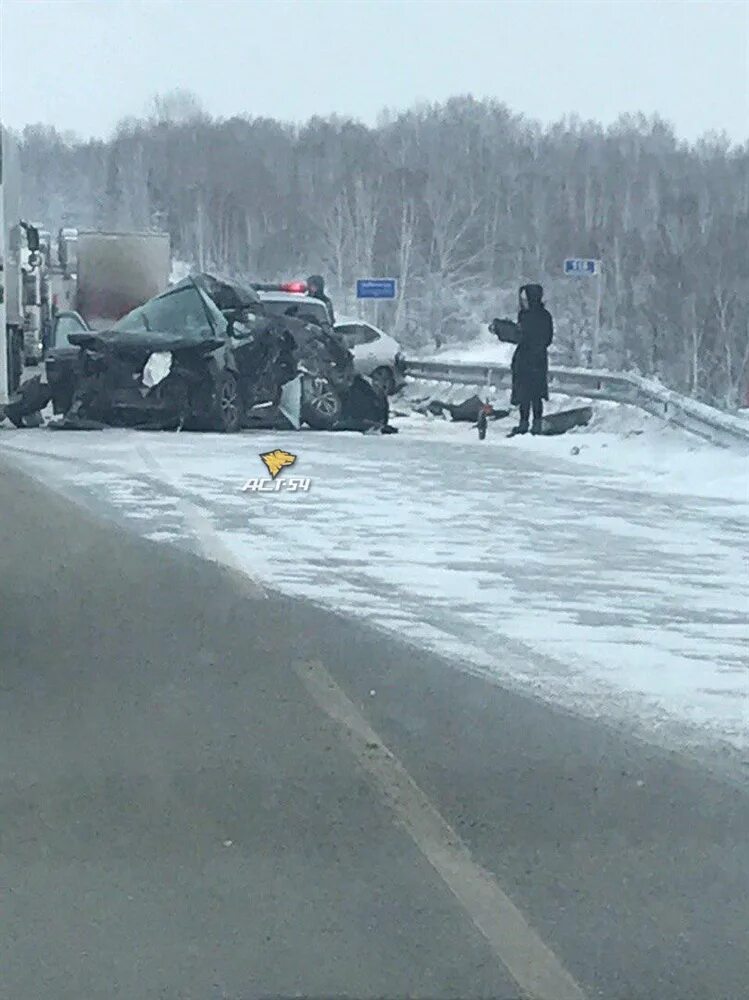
[403,359,749,450]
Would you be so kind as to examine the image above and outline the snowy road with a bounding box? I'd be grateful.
[1,416,747,765]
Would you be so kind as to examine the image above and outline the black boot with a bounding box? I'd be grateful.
[531,419,543,435]
[507,421,529,438]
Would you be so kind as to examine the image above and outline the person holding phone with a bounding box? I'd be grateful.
[507,283,554,436]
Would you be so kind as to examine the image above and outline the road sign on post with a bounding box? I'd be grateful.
[564,258,603,365]
[564,258,600,275]
[356,278,397,300]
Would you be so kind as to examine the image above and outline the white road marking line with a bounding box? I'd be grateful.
[294,657,588,1000]
[137,444,267,599]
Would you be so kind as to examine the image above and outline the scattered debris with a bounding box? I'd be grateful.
[540,406,593,436]
[414,394,509,424]
[1,374,52,427]
[448,394,509,423]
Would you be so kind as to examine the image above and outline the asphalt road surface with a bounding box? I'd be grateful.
[1,457,748,1000]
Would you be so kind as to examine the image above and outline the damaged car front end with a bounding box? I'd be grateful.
[65,278,244,431]
[5,273,396,434]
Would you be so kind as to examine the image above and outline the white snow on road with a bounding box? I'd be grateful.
[1,415,747,763]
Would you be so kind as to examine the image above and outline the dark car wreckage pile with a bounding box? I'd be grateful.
[3,274,395,434]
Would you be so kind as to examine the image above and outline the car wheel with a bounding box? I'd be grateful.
[301,375,342,430]
[212,370,241,433]
[370,366,395,397]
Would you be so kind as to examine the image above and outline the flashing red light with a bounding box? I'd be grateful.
[280,281,307,293]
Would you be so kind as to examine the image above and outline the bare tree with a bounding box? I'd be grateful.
[17,99,749,409]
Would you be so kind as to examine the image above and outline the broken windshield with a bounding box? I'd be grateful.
[112,284,221,341]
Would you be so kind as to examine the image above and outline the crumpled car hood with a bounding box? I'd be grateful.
[68,329,224,354]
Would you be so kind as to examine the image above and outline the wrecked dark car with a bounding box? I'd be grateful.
[27,273,387,433]
[62,278,248,431]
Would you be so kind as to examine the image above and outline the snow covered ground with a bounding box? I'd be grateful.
[2,405,747,769]
[399,382,749,503]
[419,331,516,367]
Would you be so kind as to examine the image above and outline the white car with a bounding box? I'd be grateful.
[334,317,406,396]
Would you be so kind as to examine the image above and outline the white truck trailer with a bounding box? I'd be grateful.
[72,230,171,329]
[1,124,25,402]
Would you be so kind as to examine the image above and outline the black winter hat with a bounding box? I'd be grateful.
[520,283,544,306]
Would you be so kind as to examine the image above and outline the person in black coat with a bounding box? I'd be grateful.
[508,283,553,436]
[306,274,335,325]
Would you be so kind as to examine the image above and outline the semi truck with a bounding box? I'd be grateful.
[1,124,26,401]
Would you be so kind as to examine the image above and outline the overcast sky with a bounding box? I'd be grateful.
[1,0,747,144]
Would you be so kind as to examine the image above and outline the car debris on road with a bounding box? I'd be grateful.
[409,391,592,438]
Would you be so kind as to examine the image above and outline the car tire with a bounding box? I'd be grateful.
[211,370,241,433]
[301,375,342,430]
[370,366,395,397]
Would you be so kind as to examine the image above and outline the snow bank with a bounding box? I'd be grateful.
[395,384,748,503]
[418,333,516,367]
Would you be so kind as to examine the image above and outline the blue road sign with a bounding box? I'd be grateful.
[564,258,601,276]
[356,278,397,299]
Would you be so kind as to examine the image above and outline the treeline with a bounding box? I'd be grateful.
[17,92,749,407]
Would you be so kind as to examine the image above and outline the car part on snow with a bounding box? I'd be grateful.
[279,374,302,429]
[540,406,593,436]
[412,399,449,417]
[1,374,52,427]
[448,394,510,423]
[477,402,496,440]
[415,394,510,424]
[507,406,593,438]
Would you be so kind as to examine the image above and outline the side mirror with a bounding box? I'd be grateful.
[23,223,41,252]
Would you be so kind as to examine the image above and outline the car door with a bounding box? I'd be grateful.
[45,311,90,411]
[355,323,384,371]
